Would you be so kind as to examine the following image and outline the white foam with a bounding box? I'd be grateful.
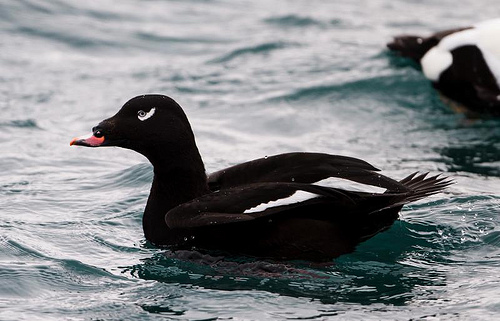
[243,190,318,214]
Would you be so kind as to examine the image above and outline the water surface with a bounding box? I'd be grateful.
[1,0,500,320]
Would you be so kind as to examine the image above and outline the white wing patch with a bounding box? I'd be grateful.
[243,190,318,214]
[421,47,453,81]
[421,19,500,86]
[421,28,476,81]
[138,107,156,121]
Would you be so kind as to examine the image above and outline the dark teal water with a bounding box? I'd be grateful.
[1,0,500,320]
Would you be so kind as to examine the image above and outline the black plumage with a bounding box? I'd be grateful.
[71,95,451,261]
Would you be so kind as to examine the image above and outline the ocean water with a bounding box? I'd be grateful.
[1,0,499,320]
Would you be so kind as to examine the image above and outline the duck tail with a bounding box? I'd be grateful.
[358,173,452,242]
[398,172,453,203]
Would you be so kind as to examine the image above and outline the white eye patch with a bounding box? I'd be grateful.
[137,107,156,121]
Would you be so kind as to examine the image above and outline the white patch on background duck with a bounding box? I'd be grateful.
[421,19,500,87]
[421,47,453,82]
[421,29,476,81]
[243,190,318,214]
[138,107,156,121]
[476,23,500,89]
[474,18,500,29]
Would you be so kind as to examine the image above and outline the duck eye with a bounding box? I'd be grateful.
[137,108,155,121]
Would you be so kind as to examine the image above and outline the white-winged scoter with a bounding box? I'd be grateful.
[71,94,451,262]
[387,19,500,115]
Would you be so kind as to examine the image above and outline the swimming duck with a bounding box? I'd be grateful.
[71,95,451,261]
[387,19,500,115]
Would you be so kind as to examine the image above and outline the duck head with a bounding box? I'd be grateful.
[70,94,200,166]
[71,94,209,244]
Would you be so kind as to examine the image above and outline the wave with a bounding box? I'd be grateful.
[0,119,40,129]
[209,41,298,63]
[268,74,431,103]
[263,14,325,28]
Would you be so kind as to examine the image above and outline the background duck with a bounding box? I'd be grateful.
[388,19,500,115]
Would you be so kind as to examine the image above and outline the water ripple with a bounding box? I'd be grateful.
[15,26,117,49]
[209,41,299,63]
[0,119,40,129]
[263,15,326,28]
[135,31,230,44]
[2,0,500,319]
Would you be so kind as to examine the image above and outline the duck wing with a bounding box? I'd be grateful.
[166,182,356,229]
[169,173,452,230]
[207,152,410,193]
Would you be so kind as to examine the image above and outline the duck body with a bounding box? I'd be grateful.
[387,19,500,115]
[71,95,450,262]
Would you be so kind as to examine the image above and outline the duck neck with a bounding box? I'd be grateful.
[142,146,209,245]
